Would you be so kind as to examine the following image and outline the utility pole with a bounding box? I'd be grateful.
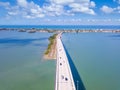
[77,80,79,90]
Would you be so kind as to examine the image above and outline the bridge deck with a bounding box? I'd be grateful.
[55,34,76,90]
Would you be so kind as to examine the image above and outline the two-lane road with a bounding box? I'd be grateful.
[55,33,76,90]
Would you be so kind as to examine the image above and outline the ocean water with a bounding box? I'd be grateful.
[0,25,120,30]
[0,29,120,90]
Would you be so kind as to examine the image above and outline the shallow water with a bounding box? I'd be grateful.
[62,33,120,90]
[0,31,55,90]
[0,31,120,90]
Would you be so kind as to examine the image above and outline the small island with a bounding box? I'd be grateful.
[44,34,57,60]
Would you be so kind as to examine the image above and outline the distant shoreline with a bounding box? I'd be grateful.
[0,28,120,33]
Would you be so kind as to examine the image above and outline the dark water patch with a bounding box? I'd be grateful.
[1,25,120,30]
[33,43,47,47]
[63,44,86,90]
[109,35,120,37]
[0,38,48,46]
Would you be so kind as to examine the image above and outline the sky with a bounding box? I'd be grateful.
[0,0,120,25]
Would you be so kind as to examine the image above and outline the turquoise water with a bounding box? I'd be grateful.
[62,33,120,90]
[0,31,120,90]
[0,31,55,90]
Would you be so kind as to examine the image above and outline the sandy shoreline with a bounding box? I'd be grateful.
[44,34,57,60]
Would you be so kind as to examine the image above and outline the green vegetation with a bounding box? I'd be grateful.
[45,34,57,55]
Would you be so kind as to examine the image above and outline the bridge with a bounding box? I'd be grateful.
[55,33,76,90]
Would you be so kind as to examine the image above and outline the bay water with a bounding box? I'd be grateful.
[0,29,120,90]
[0,31,55,90]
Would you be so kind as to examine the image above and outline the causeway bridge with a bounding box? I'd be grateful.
[55,33,76,90]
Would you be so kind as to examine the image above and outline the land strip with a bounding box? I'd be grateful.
[44,34,57,60]
[0,28,120,33]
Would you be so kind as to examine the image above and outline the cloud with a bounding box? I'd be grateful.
[44,0,96,15]
[6,0,45,18]
[50,0,74,4]
[68,0,96,15]
[101,5,114,13]
[115,6,120,13]
[69,3,96,15]
[90,1,96,8]
[17,0,27,7]
[0,2,10,9]
[8,11,18,15]
[0,0,96,19]
[40,18,120,25]
[0,2,10,7]
[43,3,64,16]
[100,5,120,14]
[113,0,120,4]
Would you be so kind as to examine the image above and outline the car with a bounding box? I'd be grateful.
[60,63,62,65]
[65,77,68,81]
